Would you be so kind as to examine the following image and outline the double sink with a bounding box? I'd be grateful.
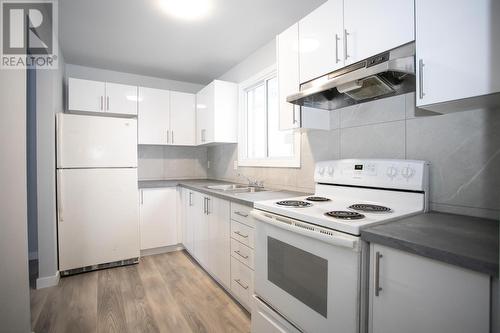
[206,184,270,194]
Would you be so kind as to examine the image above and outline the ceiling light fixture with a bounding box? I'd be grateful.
[159,0,213,21]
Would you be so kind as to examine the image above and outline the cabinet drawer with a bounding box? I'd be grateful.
[230,238,254,269]
[230,220,254,248]
[230,203,254,227]
[231,257,254,309]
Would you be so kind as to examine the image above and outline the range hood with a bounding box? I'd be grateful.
[287,42,415,111]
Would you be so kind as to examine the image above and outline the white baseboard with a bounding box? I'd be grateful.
[36,271,60,289]
[140,244,184,257]
[29,251,38,261]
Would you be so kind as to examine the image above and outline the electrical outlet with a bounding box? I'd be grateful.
[207,160,210,169]
[233,160,238,170]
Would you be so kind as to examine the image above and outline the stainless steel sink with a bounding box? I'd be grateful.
[206,184,269,193]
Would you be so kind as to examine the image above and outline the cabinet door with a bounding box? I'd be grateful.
[196,83,214,144]
[192,192,209,267]
[208,196,230,288]
[139,188,178,250]
[105,82,138,115]
[170,91,195,146]
[298,0,344,83]
[277,23,301,130]
[68,78,106,113]
[138,87,170,145]
[344,0,414,64]
[370,244,490,333]
[416,0,500,107]
[183,190,198,255]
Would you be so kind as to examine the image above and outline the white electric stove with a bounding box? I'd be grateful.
[250,159,429,333]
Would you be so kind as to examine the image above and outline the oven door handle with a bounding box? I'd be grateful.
[250,210,359,250]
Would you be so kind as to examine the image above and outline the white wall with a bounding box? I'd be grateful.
[0,69,31,332]
[65,64,204,93]
[35,49,66,287]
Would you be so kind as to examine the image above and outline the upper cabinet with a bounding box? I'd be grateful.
[68,78,138,116]
[138,87,196,146]
[343,0,414,66]
[277,23,301,130]
[170,91,196,146]
[138,87,170,145]
[196,80,238,145]
[297,0,414,84]
[299,0,344,83]
[416,0,500,112]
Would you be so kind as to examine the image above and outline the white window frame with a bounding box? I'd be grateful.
[238,65,301,168]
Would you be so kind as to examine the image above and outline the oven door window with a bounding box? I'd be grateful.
[267,236,328,318]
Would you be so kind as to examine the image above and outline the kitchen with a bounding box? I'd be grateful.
[0,0,499,332]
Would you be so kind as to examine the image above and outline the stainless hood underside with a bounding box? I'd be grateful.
[287,42,416,111]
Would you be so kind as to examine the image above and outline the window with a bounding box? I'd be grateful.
[238,66,300,167]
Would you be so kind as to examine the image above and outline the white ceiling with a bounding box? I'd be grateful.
[60,0,325,84]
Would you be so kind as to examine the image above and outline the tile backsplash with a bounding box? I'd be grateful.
[138,145,208,180]
[207,93,500,220]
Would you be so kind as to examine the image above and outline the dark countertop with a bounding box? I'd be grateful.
[138,179,310,207]
[361,212,499,277]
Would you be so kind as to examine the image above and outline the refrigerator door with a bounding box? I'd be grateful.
[57,168,139,271]
[57,113,137,168]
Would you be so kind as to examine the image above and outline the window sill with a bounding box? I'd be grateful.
[237,158,300,168]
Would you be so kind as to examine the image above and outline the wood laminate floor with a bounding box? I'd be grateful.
[30,251,251,333]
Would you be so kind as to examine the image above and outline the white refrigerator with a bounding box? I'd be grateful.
[56,113,139,273]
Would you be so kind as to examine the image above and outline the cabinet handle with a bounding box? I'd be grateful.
[233,231,248,238]
[234,279,249,290]
[203,197,206,214]
[140,189,143,205]
[335,33,341,63]
[206,198,210,215]
[375,251,383,296]
[234,211,248,218]
[166,129,170,144]
[418,59,425,99]
[100,96,103,111]
[172,131,174,144]
[344,29,350,60]
[106,96,109,110]
[189,192,193,206]
[201,129,205,142]
[234,250,249,259]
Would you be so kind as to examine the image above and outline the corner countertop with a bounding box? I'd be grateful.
[361,212,499,277]
[138,179,310,207]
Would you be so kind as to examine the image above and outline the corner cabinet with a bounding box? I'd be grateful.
[138,87,196,145]
[369,244,490,333]
[68,78,138,116]
[196,80,238,145]
[139,187,179,250]
[415,0,500,112]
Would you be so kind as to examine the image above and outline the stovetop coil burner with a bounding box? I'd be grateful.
[305,196,331,202]
[276,200,312,208]
[349,204,391,212]
[325,211,365,220]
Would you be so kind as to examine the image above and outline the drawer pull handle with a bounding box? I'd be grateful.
[234,211,249,218]
[234,250,249,259]
[234,279,249,290]
[375,251,383,296]
[233,231,248,238]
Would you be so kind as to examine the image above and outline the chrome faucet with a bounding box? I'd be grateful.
[238,173,264,188]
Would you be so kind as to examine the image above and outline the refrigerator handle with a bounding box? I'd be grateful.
[57,170,63,222]
[56,113,63,167]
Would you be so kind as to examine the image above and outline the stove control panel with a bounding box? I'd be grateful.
[314,159,429,192]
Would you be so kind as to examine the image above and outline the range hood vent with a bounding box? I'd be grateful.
[287,42,415,111]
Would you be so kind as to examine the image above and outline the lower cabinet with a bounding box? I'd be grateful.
[369,244,490,333]
[139,187,178,250]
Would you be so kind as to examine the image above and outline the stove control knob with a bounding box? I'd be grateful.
[327,166,334,176]
[401,166,415,179]
[318,167,325,176]
[386,166,398,179]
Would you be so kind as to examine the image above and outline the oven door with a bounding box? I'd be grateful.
[251,209,362,333]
